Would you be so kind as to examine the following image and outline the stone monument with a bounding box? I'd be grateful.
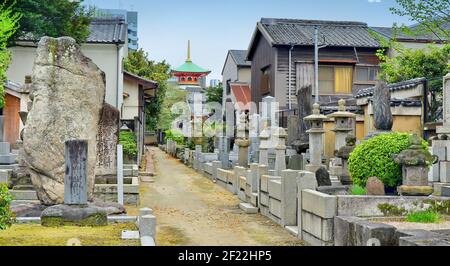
[23,37,106,205]
[366,80,393,139]
[292,85,313,153]
[41,140,108,227]
[235,112,250,168]
[273,127,287,176]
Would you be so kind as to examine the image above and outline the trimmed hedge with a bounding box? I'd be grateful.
[0,184,14,230]
[119,131,138,158]
[348,132,428,188]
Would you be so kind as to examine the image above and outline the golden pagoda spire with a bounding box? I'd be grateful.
[187,40,191,62]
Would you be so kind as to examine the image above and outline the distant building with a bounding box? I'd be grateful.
[171,40,211,90]
[209,79,221,87]
[96,9,139,50]
[221,49,252,120]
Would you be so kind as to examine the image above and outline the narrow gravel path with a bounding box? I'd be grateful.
[136,147,304,246]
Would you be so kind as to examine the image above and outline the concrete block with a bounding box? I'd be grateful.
[122,230,140,240]
[334,216,364,246]
[250,193,258,207]
[108,216,137,224]
[238,191,246,202]
[139,214,156,238]
[239,176,247,193]
[0,170,10,184]
[260,175,270,192]
[432,141,447,161]
[354,220,397,246]
[239,203,258,214]
[285,226,298,237]
[11,190,38,200]
[302,190,337,219]
[269,198,281,218]
[430,163,440,182]
[433,182,450,196]
[268,179,282,200]
[302,230,333,246]
[260,192,269,207]
[440,162,450,183]
[281,170,299,227]
[140,236,156,246]
[442,186,450,197]
[140,208,153,216]
[302,211,334,242]
[123,169,133,177]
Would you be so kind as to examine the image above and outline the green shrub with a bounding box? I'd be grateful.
[348,133,428,188]
[0,184,14,230]
[119,131,138,158]
[406,210,441,223]
[164,129,185,146]
[350,184,367,195]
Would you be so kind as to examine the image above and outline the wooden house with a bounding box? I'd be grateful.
[246,18,383,110]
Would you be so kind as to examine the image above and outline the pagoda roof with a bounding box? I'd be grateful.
[173,60,210,74]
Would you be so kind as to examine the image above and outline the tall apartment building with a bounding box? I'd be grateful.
[96,9,139,50]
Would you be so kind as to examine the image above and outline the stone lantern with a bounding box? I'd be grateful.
[329,99,356,152]
[336,135,357,185]
[394,134,438,196]
[303,103,327,172]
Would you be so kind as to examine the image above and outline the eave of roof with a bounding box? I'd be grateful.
[123,71,158,89]
[355,77,426,98]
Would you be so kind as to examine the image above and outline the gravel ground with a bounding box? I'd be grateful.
[132,147,305,246]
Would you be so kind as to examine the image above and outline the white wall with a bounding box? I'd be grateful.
[122,79,139,120]
[238,67,252,84]
[7,43,123,109]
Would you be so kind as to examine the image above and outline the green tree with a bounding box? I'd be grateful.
[391,0,450,42]
[205,84,223,104]
[124,49,171,131]
[158,83,188,131]
[0,3,20,108]
[377,44,450,121]
[5,0,93,44]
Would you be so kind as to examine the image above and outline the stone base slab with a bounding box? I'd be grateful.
[41,204,108,227]
[239,203,258,214]
[399,185,433,196]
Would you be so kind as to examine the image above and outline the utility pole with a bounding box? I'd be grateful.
[314,28,319,104]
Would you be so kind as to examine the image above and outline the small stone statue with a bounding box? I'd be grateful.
[336,135,356,159]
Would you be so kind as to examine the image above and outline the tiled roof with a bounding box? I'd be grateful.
[355,78,426,98]
[231,83,251,110]
[259,18,381,48]
[123,71,158,89]
[229,50,251,67]
[17,18,127,44]
[371,22,450,42]
[87,18,127,44]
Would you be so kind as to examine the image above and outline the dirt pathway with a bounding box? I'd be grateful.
[134,147,304,246]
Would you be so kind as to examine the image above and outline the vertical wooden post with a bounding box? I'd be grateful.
[117,144,124,205]
[64,140,88,205]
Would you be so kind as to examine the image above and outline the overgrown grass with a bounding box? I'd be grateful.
[0,223,140,246]
[350,184,367,195]
[406,210,441,224]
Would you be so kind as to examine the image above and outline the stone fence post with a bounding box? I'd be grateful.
[296,171,318,240]
[280,170,299,227]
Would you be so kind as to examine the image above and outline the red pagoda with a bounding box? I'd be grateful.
[172,40,211,87]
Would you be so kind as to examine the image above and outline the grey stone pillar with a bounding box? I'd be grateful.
[259,126,270,166]
[273,127,287,176]
[296,171,318,240]
[330,99,356,152]
[281,170,298,227]
[64,140,88,205]
[304,103,327,173]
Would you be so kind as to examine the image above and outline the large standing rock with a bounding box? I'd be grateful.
[23,37,106,205]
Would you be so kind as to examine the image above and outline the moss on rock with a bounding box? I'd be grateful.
[41,212,107,227]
